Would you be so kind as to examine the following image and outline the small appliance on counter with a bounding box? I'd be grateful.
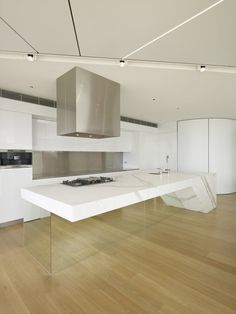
[62,176,114,187]
[0,150,32,168]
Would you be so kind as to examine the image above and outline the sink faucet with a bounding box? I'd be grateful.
[165,155,170,172]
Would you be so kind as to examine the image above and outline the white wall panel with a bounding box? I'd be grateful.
[178,119,209,173]
[209,119,236,194]
[137,131,159,170]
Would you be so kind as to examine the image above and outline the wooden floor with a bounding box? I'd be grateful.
[0,194,236,314]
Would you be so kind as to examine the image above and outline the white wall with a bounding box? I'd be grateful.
[123,131,159,170]
[123,122,177,171]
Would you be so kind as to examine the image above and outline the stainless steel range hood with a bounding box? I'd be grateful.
[57,67,120,138]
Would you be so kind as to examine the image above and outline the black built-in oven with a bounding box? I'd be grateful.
[0,150,32,166]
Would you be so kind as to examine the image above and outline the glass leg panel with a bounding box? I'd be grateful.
[24,208,51,273]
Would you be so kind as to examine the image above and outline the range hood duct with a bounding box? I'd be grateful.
[56,67,120,138]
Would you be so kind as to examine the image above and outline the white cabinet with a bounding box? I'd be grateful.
[0,168,40,224]
[178,118,236,194]
[0,110,32,149]
[178,119,209,173]
[209,119,236,194]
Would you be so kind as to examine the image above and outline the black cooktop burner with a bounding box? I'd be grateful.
[62,176,114,187]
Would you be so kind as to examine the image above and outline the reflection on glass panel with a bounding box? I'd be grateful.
[24,207,51,273]
[51,214,99,273]
[24,197,174,274]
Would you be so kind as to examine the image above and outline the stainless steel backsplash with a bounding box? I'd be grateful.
[33,151,123,179]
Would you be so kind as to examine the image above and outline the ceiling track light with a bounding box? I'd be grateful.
[199,65,206,72]
[25,53,36,62]
[119,59,126,67]
[0,52,235,74]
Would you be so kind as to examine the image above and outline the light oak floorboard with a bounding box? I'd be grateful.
[0,194,235,313]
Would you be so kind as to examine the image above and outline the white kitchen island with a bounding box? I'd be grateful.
[21,170,216,273]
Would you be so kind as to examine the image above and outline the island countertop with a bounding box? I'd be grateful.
[21,170,216,222]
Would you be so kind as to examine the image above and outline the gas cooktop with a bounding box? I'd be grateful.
[62,176,114,187]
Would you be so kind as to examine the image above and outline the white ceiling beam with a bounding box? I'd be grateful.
[0,51,235,74]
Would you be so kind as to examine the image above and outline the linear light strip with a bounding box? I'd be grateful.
[122,0,225,60]
[0,52,236,74]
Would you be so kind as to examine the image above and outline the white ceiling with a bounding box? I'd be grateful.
[70,0,217,59]
[0,18,34,53]
[0,0,235,123]
[133,0,236,66]
[0,0,79,54]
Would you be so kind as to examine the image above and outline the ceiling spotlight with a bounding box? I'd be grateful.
[119,60,126,67]
[199,65,206,72]
[26,54,36,62]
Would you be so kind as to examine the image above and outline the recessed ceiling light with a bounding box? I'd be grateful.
[26,54,36,62]
[199,65,206,72]
[119,60,126,67]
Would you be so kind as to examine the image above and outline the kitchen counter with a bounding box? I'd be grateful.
[0,165,32,169]
[21,170,216,222]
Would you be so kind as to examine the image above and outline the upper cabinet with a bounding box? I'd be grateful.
[0,110,32,150]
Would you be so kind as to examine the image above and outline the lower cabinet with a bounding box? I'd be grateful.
[0,168,40,224]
